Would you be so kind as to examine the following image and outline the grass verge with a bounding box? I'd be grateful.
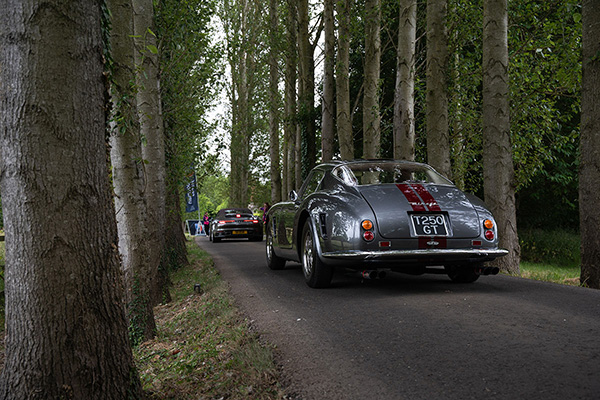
[134,240,286,399]
[520,261,581,286]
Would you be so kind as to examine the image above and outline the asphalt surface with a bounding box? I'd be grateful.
[195,236,600,400]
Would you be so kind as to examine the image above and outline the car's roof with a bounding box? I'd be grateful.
[317,159,432,170]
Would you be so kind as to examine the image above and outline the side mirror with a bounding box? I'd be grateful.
[289,190,299,202]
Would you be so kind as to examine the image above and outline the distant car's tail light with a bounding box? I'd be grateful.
[484,230,495,241]
[361,220,373,230]
[244,220,259,224]
[363,230,375,242]
[484,219,494,229]
[219,220,234,224]
[236,214,241,218]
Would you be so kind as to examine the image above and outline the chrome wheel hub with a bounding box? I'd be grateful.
[303,233,314,278]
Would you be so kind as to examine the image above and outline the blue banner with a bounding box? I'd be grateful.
[185,171,199,213]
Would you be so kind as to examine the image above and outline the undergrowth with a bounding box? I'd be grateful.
[519,229,580,268]
[134,240,286,400]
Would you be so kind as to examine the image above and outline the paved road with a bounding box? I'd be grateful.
[195,237,600,400]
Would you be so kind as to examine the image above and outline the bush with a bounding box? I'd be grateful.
[519,229,580,268]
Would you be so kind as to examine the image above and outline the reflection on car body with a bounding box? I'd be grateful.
[209,208,263,243]
[265,160,508,288]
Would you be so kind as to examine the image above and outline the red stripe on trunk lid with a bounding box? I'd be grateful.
[410,184,441,212]
[396,184,426,211]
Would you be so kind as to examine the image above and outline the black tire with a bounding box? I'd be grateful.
[446,265,480,283]
[301,220,333,288]
[266,234,286,270]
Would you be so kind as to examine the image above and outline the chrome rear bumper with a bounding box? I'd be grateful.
[321,248,509,262]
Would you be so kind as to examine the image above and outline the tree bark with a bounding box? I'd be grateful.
[322,0,336,162]
[426,0,451,178]
[336,0,354,160]
[269,0,282,203]
[393,0,417,161]
[0,0,142,397]
[108,0,156,343]
[298,0,316,177]
[284,0,298,195]
[482,0,520,274]
[580,0,600,289]
[133,0,168,305]
[363,0,381,159]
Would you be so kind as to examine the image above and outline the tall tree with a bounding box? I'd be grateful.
[336,0,355,160]
[268,0,283,202]
[363,0,382,159]
[393,0,417,161]
[133,0,169,305]
[0,0,142,397]
[284,0,298,194]
[223,0,260,207]
[298,0,317,175]
[108,0,156,343]
[482,0,520,274]
[580,0,600,289]
[322,0,336,162]
[426,0,451,177]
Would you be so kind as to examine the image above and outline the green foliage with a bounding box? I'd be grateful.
[509,0,582,190]
[156,0,224,191]
[519,229,580,268]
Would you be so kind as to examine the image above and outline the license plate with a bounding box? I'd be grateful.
[411,214,447,236]
[232,230,248,235]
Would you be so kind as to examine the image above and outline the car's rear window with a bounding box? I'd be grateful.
[333,162,452,186]
[217,208,254,219]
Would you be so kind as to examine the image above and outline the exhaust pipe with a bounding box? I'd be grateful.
[359,270,387,280]
[361,270,378,280]
[476,267,500,276]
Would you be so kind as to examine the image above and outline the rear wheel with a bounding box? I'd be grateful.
[301,220,333,288]
[446,265,480,283]
[266,234,286,270]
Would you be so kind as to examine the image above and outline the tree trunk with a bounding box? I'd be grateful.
[363,0,381,160]
[298,0,316,177]
[284,0,298,196]
[482,0,520,274]
[426,0,451,178]
[0,0,142,397]
[108,0,156,343]
[393,0,417,161]
[336,0,354,160]
[164,183,188,273]
[322,0,335,162]
[269,0,282,203]
[580,0,600,289]
[133,0,168,305]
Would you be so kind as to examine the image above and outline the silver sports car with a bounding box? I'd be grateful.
[265,160,508,288]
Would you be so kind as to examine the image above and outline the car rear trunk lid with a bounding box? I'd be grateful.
[358,184,481,239]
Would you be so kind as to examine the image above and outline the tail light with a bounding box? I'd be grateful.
[483,219,495,241]
[361,219,374,242]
